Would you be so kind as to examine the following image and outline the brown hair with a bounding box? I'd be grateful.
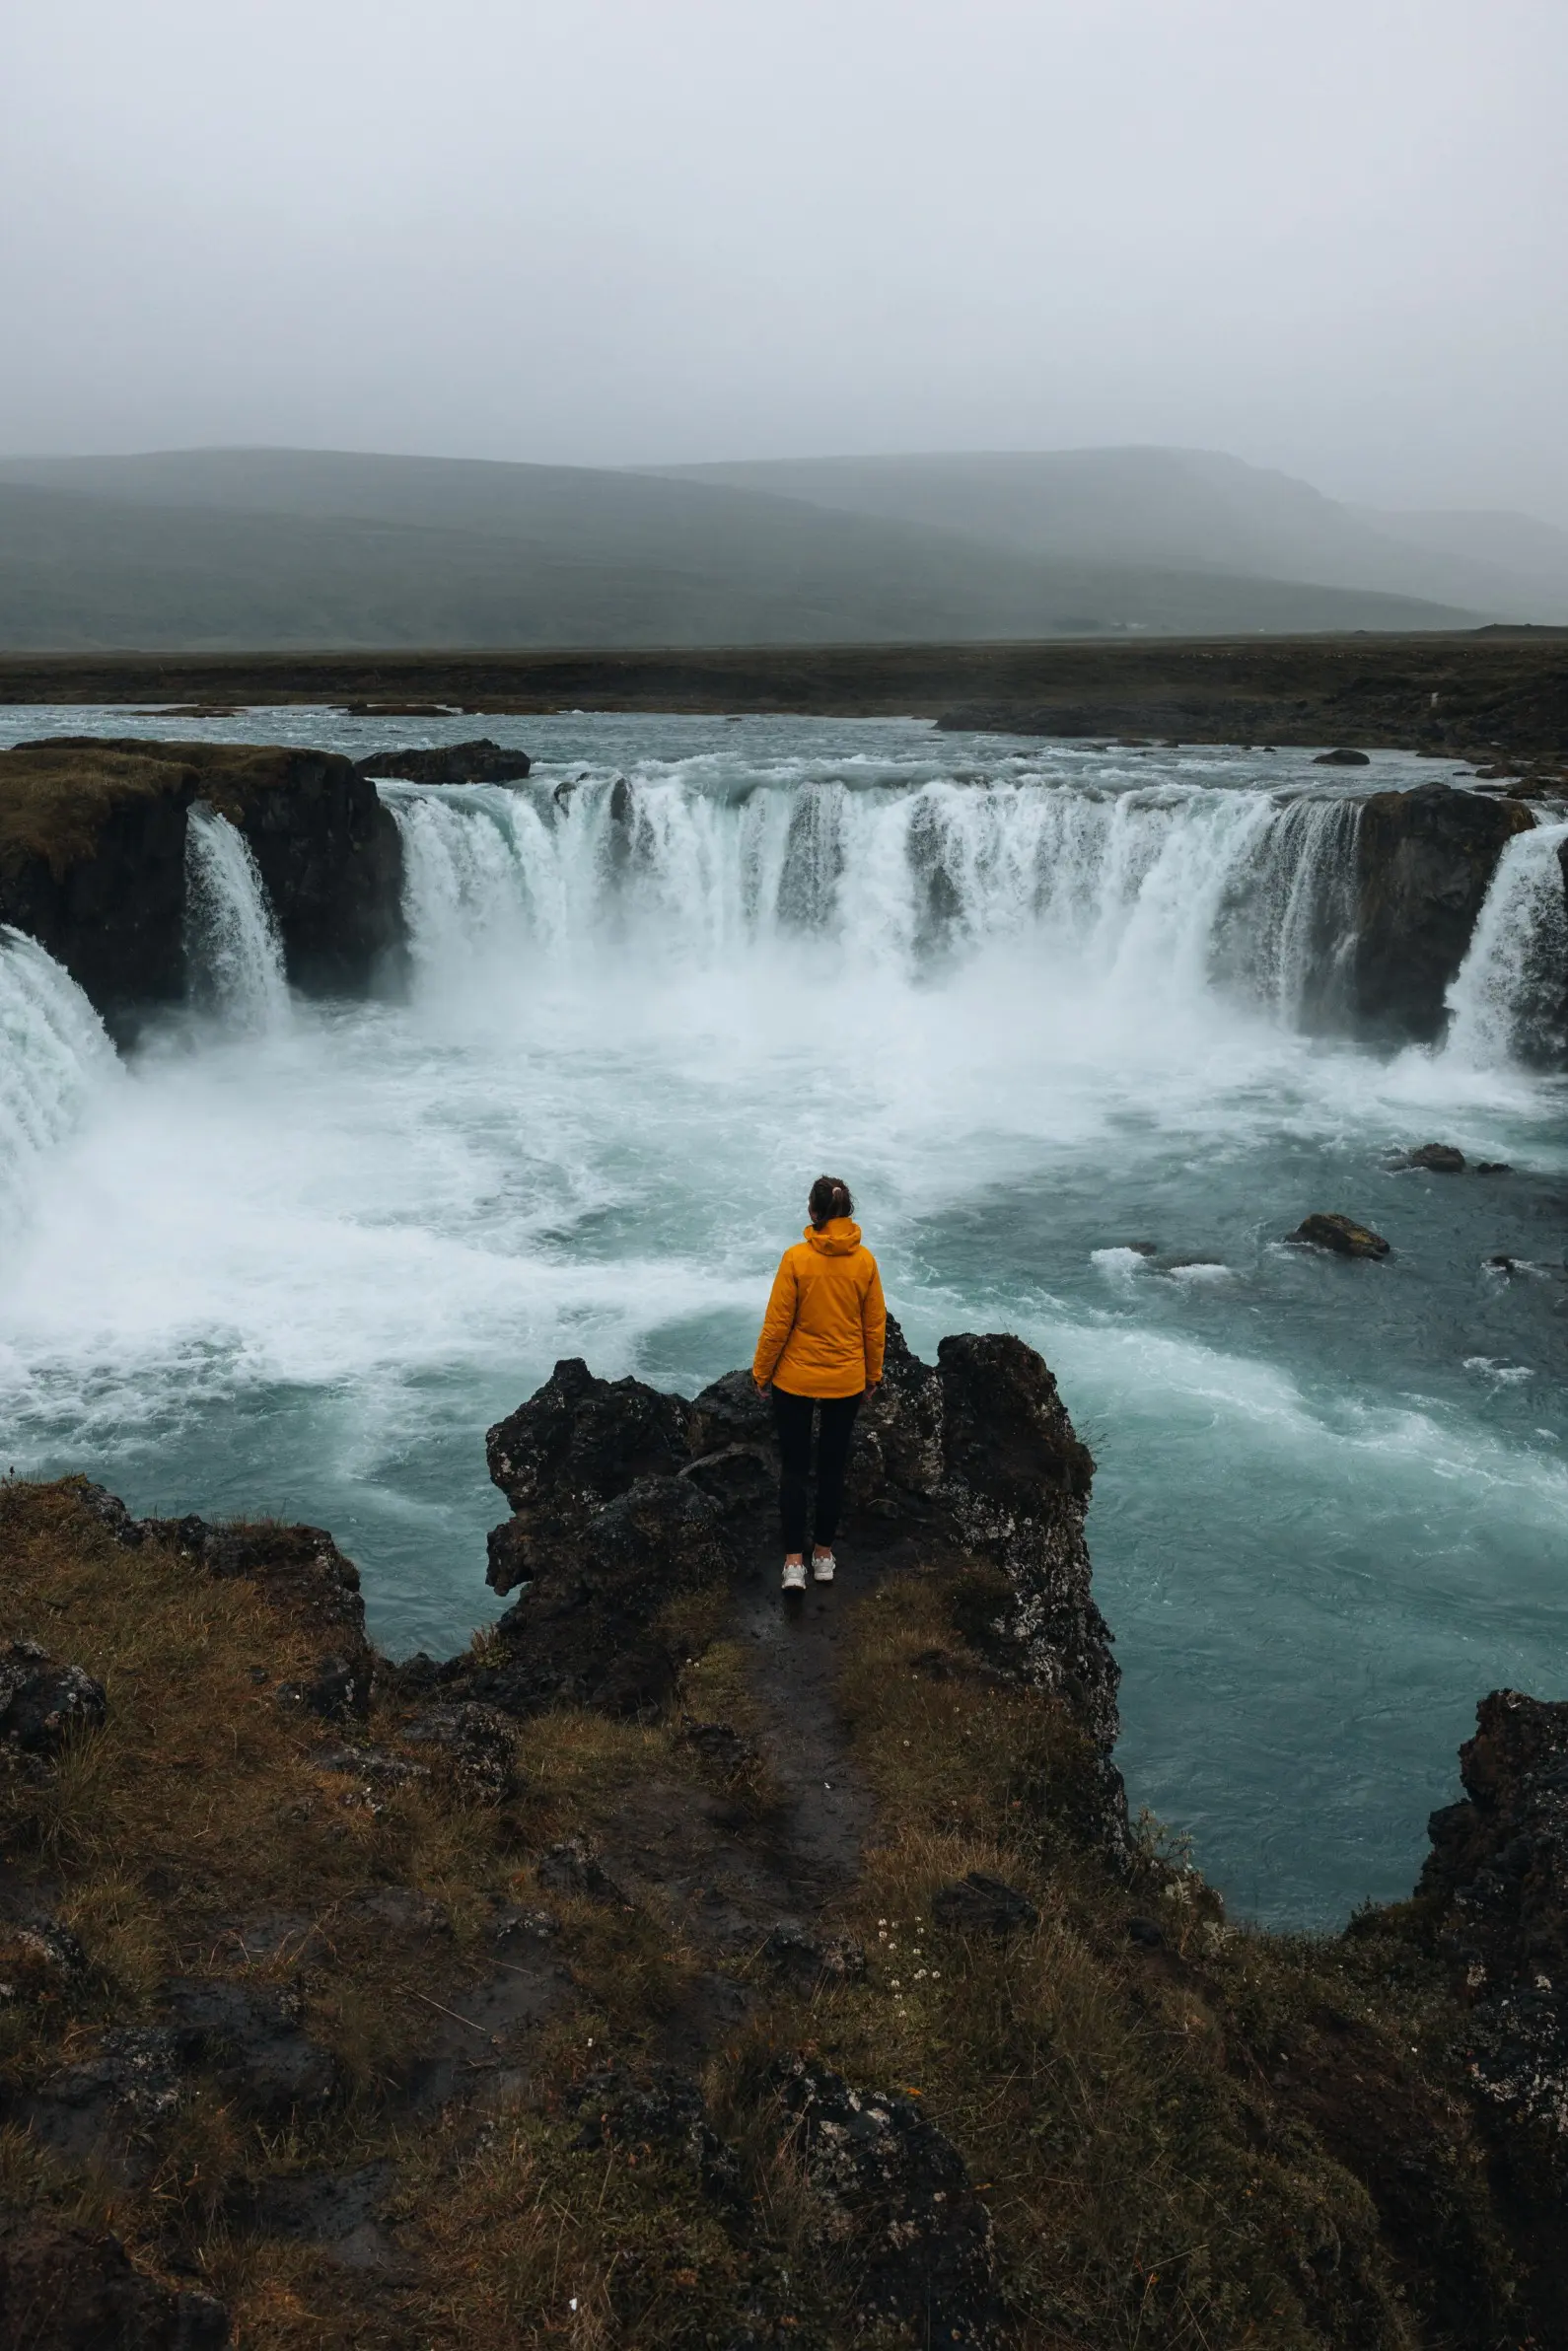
[808,1175,854,1229]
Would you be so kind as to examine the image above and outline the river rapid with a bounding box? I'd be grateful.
[2,708,1565,1927]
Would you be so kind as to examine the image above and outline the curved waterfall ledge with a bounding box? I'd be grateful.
[385,762,1566,1055]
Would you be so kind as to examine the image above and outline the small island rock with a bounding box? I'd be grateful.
[353,738,531,784]
[1288,1214,1391,1258]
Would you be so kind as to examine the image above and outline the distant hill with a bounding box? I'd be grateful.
[0,448,1480,651]
[652,449,1568,624]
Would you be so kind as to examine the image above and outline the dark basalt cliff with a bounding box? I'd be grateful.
[0,738,402,1027]
[1353,783,1537,1041]
[465,1321,1118,1780]
[6,1341,1568,2347]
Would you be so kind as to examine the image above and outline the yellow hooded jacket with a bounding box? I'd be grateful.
[752,1218,887,1400]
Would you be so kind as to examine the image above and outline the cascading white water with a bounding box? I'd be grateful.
[183,805,291,1030]
[1444,819,1568,1067]
[385,770,1366,1028]
[0,928,118,1233]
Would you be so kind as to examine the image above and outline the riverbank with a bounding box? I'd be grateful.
[5,1334,1565,2349]
[2,632,1566,771]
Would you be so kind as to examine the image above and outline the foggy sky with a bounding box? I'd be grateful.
[3,0,1566,519]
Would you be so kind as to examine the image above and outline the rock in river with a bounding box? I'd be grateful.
[1393,1142,1466,1173]
[353,738,532,784]
[1288,1213,1391,1258]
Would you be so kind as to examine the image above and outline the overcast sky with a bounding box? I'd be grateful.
[3,0,1565,517]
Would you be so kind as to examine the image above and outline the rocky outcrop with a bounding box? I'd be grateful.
[1418,1691,1568,2138]
[1288,1213,1391,1257]
[770,2053,1000,2345]
[0,1640,107,1757]
[1353,783,1535,1041]
[463,1319,1120,1767]
[354,738,531,784]
[0,739,402,1026]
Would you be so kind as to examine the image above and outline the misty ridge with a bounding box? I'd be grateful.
[4,443,1568,653]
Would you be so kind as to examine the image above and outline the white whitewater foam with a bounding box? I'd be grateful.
[0,928,118,1237]
[183,805,290,1030]
[384,768,1366,1030]
[1445,819,1568,1067]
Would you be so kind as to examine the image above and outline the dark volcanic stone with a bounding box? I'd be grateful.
[477,1473,725,1721]
[1415,1692,1568,2155]
[180,1519,369,1641]
[569,2066,743,2204]
[0,2218,229,2350]
[398,1700,520,1801]
[0,1914,90,1993]
[273,1649,374,1725]
[931,1871,1040,1936]
[354,737,532,784]
[0,1641,107,1756]
[1354,784,1534,1043]
[1315,746,1372,765]
[1394,1142,1466,1173]
[759,1924,866,1987]
[0,739,402,1027]
[536,1837,624,1903]
[486,1356,692,1531]
[1288,1213,1391,1258]
[157,1977,339,2119]
[770,2053,999,2344]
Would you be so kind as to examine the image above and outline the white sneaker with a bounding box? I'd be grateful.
[812,1552,836,1583]
[782,1560,808,1591]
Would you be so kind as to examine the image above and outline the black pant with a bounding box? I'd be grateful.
[771,1388,863,1554]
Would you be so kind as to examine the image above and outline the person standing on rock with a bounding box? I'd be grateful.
[752,1176,886,1593]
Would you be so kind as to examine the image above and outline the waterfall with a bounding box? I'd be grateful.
[1445,819,1568,1067]
[383,770,1368,1028]
[0,927,119,1231]
[183,805,291,1030]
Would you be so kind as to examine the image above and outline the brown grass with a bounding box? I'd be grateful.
[0,1480,1530,2348]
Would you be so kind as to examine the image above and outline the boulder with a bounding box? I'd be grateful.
[0,1915,90,1996]
[1288,1214,1390,1258]
[1393,1143,1465,1173]
[0,1641,107,1757]
[273,1650,375,1725]
[353,738,532,785]
[1353,784,1535,1043]
[1315,747,1372,765]
[769,2053,999,2344]
[931,1872,1040,1936]
[397,1701,518,1801]
[535,1837,625,1904]
[759,1924,867,1987]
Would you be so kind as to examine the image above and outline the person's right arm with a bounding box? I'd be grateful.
[752,1252,798,1390]
[861,1254,887,1389]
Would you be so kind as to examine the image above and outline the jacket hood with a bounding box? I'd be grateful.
[804,1217,863,1256]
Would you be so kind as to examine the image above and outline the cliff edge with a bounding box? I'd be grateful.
[3,1332,1566,2347]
